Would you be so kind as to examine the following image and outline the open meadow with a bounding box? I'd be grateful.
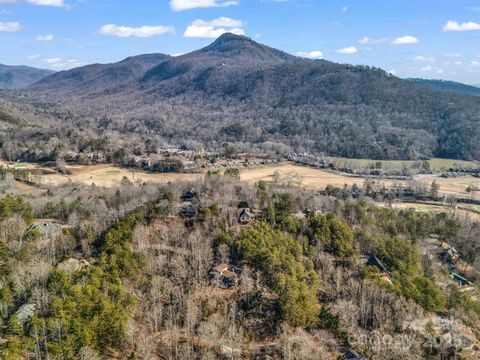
[1,160,479,200]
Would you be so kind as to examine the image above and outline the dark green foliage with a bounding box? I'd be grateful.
[0,195,33,224]
[231,222,320,327]
[319,307,350,346]
[306,214,354,257]
[16,202,160,359]
[263,192,299,232]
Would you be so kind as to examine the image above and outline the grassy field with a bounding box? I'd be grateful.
[327,157,479,171]
[392,203,480,222]
[1,160,479,200]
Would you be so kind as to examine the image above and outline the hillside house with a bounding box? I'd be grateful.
[57,258,91,274]
[440,242,460,264]
[341,350,367,360]
[179,203,197,218]
[181,188,196,201]
[450,272,473,287]
[27,221,63,241]
[303,207,323,217]
[238,208,255,224]
[366,256,393,284]
[210,263,242,288]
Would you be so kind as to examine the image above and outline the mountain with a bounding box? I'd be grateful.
[7,33,480,161]
[0,64,54,89]
[31,53,170,95]
[407,78,480,97]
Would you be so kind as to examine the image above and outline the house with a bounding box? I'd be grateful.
[450,272,473,287]
[179,203,197,218]
[366,256,393,284]
[440,242,460,264]
[57,258,90,274]
[238,208,255,224]
[211,263,242,288]
[303,208,323,217]
[181,188,196,201]
[367,256,388,273]
[15,304,36,324]
[340,350,367,360]
[27,221,63,241]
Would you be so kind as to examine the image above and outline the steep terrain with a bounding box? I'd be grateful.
[0,64,54,89]
[4,33,480,161]
[31,53,170,95]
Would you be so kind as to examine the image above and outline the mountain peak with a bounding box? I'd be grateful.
[200,33,294,62]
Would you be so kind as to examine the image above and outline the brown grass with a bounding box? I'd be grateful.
[1,160,479,200]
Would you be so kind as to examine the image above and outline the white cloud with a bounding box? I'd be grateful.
[414,55,436,63]
[99,24,175,38]
[27,0,63,5]
[184,17,244,38]
[0,21,19,31]
[170,0,238,11]
[36,34,54,41]
[420,65,444,74]
[358,36,389,45]
[443,20,480,32]
[335,46,358,55]
[443,52,461,58]
[0,0,65,7]
[392,35,419,45]
[0,9,11,15]
[341,6,348,12]
[28,54,40,59]
[296,50,324,59]
[44,57,81,69]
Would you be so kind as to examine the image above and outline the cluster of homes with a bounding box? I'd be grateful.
[202,158,279,170]
[287,153,332,169]
[440,167,480,179]
[63,150,105,164]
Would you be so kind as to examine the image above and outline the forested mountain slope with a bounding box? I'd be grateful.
[30,53,170,95]
[407,78,480,97]
[0,64,54,89]
[4,33,480,161]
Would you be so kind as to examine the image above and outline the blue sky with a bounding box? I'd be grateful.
[1,0,479,83]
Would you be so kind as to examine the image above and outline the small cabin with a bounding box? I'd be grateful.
[27,221,63,241]
[57,258,90,274]
[367,256,388,273]
[341,350,367,360]
[440,242,460,264]
[238,208,255,224]
[179,203,197,218]
[181,188,196,202]
[366,256,393,284]
[211,263,242,288]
